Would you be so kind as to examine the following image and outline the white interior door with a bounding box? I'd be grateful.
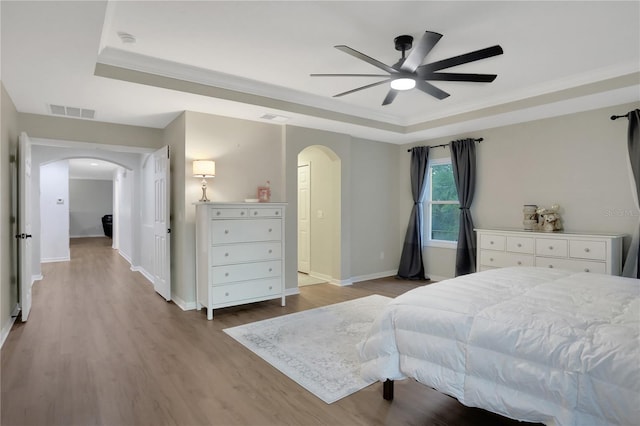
[153,146,171,300]
[18,132,33,322]
[298,162,310,274]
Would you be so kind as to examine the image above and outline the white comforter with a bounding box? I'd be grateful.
[358,267,640,426]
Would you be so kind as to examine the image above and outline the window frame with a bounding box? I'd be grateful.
[424,157,459,249]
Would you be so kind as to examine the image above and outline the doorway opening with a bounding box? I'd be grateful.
[296,145,341,287]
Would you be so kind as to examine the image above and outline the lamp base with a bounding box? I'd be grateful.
[199,179,210,202]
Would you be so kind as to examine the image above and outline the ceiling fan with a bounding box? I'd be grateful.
[311,31,503,105]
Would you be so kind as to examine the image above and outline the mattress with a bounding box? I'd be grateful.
[357,267,640,425]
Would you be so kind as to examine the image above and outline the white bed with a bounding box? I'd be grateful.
[358,267,639,426]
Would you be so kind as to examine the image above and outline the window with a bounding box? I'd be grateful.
[425,158,459,247]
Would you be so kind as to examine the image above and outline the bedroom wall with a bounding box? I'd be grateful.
[400,101,640,280]
[69,179,113,238]
[18,112,163,149]
[39,160,70,263]
[174,111,283,306]
[1,82,19,345]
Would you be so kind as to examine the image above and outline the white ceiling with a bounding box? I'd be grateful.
[68,158,119,181]
[1,1,639,144]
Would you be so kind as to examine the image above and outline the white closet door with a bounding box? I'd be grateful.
[18,132,33,321]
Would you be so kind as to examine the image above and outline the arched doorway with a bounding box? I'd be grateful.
[297,145,341,286]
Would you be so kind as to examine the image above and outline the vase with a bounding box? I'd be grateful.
[523,205,538,230]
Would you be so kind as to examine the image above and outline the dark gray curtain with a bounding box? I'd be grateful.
[397,146,430,280]
[623,109,640,278]
[450,139,477,276]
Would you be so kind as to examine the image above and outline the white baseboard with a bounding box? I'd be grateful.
[118,251,132,265]
[350,270,398,284]
[131,266,154,284]
[172,294,196,311]
[1,304,20,349]
[426,274,450,282]
[70,234,107,238]
[33,274,43,282]
[285,287,300,297]
[41,256,70,263]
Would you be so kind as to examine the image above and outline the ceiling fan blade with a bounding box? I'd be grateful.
[334,45,398,74]
[382,89,399,105]
[333,79,390,98]
[401,31,443,72]
[419,72,497,82]
[415,80,450,100]
[418,45,503,73]
[310,73,389,77]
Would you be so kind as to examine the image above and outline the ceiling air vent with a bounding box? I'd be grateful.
[49,104,96,120]
[260,113,290,123]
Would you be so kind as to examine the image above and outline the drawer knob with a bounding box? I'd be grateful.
[225,253,229,257]
[268,249,272,254]
[225,272,229,277]
[224,230,229,234]
[548,246,554,250]
[269,228,272,232]
[269,268,273,272]
[269,286,273,290]
[275,211,279,216]
[241,211,245,216]
[490,241,494,245]
[225,292,229,296]
[517,261,522,265]
[489,258,494,262]
[548,265,553,268]
[254,211,258,215]
[216,211,221,216]
[584,268,590,272]
[517,243,522,247]
[584,248,590,253]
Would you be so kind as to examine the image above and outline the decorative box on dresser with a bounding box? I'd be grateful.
[475,228,624,275]
[195,202,286,320]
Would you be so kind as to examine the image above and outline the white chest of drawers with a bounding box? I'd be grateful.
[476,228,624,275]
[196,203,286,319]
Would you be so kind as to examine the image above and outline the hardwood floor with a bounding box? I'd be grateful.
[1,237,538,426]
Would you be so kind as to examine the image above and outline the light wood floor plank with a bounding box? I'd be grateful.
[1,237,538,426]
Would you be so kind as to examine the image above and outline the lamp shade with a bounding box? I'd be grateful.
[193,160,216,177]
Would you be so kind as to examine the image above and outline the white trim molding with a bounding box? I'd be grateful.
[172,294,196,311]
[1,304,21,349]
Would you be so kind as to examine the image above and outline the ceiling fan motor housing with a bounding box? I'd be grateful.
[394,35,413,53]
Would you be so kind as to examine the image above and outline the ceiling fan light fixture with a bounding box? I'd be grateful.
[390,77,416,91]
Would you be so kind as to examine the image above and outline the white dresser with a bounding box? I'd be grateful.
[195,203,286,320]
[476,228,624,275]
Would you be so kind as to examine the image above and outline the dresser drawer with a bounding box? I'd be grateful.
[506,236,534,254]
[211,278,281,305]
[480,234,505,251]
[211,242,281,266]
[480,250,534,268]
[535,257,606,274]
[569,240,607,261]
[212,260,281,284]
[210,208,249,218]
[211,219,281,244]
[535,238,568,257]
[249,207,283,218]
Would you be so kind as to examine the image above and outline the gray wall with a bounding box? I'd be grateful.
[69,179,113,238]
[400,101,640,280]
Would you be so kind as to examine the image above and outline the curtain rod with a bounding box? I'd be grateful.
[610,113,629,120]
[407,137,483,152]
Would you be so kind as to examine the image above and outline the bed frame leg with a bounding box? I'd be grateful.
[383,379,394,400]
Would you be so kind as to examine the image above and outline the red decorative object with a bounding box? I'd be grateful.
[257,181,271,202]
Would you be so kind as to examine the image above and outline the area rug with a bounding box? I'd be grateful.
[223,294,391,404]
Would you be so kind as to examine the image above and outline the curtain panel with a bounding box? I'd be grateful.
[450,139,477,276]
[623,109,640,278]
[397,146,430,280]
